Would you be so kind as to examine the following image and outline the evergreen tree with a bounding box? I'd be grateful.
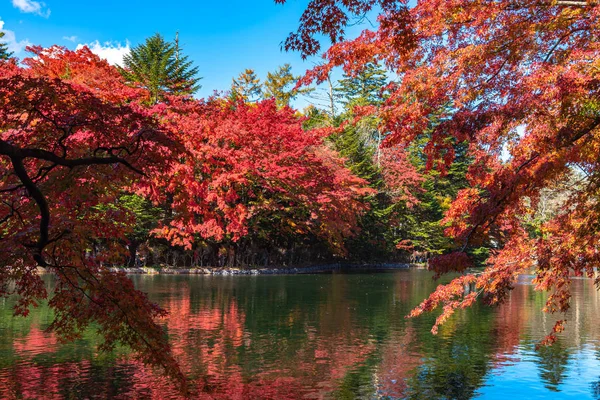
[170,31,200,96]
[326,64,396,261]
[328,63,388,180]
[0,32,13,60]
[119,194,162,268]
[230,68,262,102]
[119,33,201,103]
[335,62,388,153]
[406,136,470,257]
[263,64,312,108]
[404,109,490,264]
[326,62,435,262]
[302,105,331,130]
[335,62,388,111]
[332,125,381,184]
[329,124,394,261]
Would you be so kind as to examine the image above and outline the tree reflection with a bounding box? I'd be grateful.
[1,272,600,399]
[534,341,571,391]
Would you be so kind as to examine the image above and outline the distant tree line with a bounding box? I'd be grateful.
[105,33,494,269]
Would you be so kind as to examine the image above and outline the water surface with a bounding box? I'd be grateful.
[1,270,600,399]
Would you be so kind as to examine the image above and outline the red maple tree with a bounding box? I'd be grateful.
[279,0,600,340]
[149,98,373,255]
[0,47,185,386]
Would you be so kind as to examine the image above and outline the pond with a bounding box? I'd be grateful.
[1,269,600,399]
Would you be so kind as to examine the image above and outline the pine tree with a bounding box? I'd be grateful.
[334,62,389,160]
[327,62,423,261]
[406,136,469,257]
[0,32,13,60]
[329,63,390,185]
[119,194,162,268]
[335,62,388,111]
[404,109,490,264]
[119,33,201,103]
[332,125,381,184]
[263,64,312,108]
[230,69,262,102]
[329,122,397,261]
[171,31,201,96]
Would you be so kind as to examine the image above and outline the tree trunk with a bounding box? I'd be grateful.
[127,241,139,269]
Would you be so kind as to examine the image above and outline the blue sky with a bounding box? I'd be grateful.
[0,0,373,108]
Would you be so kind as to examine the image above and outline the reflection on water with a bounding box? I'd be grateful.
[1,270,600,399]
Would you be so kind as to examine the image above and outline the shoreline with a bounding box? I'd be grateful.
[104,262,424,276]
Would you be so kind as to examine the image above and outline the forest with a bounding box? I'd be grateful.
[0,0,598,390]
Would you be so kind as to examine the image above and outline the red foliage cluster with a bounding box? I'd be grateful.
[149,98,372,253]
[379,145,423,205]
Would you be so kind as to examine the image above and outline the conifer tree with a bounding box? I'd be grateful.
[328,62,431,261]
[335,62,388,111]
[335,62,388,157]
[0,32,13,60]
[332,125,381,184]
[404,109,489,263]
[406,136,470,257]
[302,105,331,130]
[230,68,262,102]
[328,64,388,180]
[119,33,200,103]
[263,64,312,108]
[326,64,395,260]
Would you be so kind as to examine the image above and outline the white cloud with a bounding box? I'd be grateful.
[63,35,77,42]
[76,40,130,66]
[0,19,32,55]
[12,0,51,18]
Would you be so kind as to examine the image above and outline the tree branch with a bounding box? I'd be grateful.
[8,154,50,266]
[0,140,146,176]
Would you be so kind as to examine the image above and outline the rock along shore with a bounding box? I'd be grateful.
[107,263,418,276]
